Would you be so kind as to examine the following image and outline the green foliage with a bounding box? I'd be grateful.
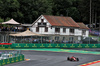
[0,18,4,22]
[67,7,81,21]
[77,0,100,23]
[0,0,20,21]
[5,17,11,21]
[17,0,53,23]
[52,0,73,16]
[0,0,99,24]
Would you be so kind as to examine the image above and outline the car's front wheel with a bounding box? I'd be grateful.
[76,58,79,61]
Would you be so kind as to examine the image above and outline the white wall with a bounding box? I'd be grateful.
[86,30,89,37]
[74,29,82,36]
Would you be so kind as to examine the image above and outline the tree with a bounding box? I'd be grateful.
[77,0,100,28]
[67,7,81,22]
[17,0,53,23]
[52,0,73,16]
[0,0,20,21]
[0,0,99,25]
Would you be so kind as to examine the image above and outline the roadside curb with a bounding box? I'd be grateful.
[79,60,100,66]
[25,59,30,61]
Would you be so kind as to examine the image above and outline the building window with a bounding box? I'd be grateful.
[38,23,41,26]
[43,23,46,26]
[41,19,44,23]
[45,27,48,32]
[70,29,74,33]
[38,23,46,27]
[63,28,66,33]
[82,30,86,35]
[63,37,65,40]
[55,36,59,40]
[55,28,60,33]
[51,26,52,29]
[36,27,39,32]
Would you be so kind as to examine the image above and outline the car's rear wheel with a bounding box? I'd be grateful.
[67,57,70,60]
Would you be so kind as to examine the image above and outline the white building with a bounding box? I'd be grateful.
[30,15,89,43]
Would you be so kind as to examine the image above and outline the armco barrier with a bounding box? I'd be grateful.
[0,55,24,66]
[11,43,100,48]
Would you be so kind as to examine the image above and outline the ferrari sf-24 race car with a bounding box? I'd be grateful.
[67,56,79,61]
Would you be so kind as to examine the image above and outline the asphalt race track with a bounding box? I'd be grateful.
[4,50,100,66]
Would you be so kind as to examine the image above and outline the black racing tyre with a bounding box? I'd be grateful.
[67,57,70,60]
[70,58,73,61]
[77,58,79,61]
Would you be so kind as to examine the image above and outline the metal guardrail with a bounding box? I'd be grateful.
[0,50,21,60]
[0,51,24,66]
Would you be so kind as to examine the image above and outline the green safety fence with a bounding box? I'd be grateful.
[1,43,100,48]
[0,54,24,66]
[11,43,100,48]
[0,45,12,49]
[45,43,55,48]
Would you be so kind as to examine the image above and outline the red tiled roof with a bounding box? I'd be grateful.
[43,15,80,28]
[77,22,90,29]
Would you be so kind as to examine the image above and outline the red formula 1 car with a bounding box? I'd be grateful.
[67,56,79,61]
